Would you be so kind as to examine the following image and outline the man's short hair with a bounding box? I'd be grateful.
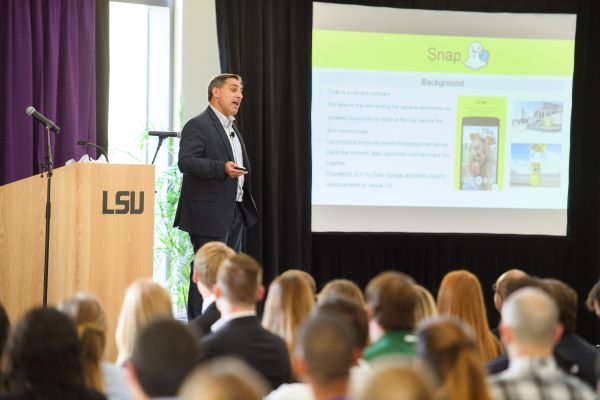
[296,315,355,385]
[193,242,235,290]
[495,269,528,300]
[501,287,559,346]
[316,296,369,348]
[585,278,600,312]
[207,73,243,101]
[217,254,262,305]
[130,318,199,398]
[366,271,417,331]
[504,276,545,299]
[542,278,578,333]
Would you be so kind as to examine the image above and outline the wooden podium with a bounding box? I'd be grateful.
[0,163,155,360]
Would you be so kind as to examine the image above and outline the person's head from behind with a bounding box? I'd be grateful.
[437,269,499,361]
[586,278,600,318]
[541,278,577,334]
[215,254,264,312]
[115,279,173,365]
[416,316,490,400]
[319,279,366,307]
[280,269,317,298]
[207,73,243,117]
[58,293,107,392]
[179,357,269,400]
[500,287,562,358]
[193,241,235,298]
[316,295,369,351]
[262,272,315,358]
[366,271,417,339]
[493,269,528,312]
[359,365,433,400]
[127,318,199,399]
[413,285,437,325]
[294,315,356,390]
[0,302,10,366]
[4,307,85,399]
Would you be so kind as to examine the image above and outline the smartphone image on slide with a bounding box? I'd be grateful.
[460,117,500,191]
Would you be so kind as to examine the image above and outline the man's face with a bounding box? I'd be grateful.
[212,78,243,117]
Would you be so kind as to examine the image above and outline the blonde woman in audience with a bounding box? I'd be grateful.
[115,279,173,365]
[414,285,437,325]
[416,317,492,400]
[359,365,433,400]
[262,272,315,361]
[59,293,130,400]
[179,357,269,400]
[281,269,317,298]
[436,270,502,362]
[318,278,366,307]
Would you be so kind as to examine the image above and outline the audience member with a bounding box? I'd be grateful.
[416,316,492,400]
[413,285,437,325]
[363,271,418,362]
[318,279,366,307]
[585,277,600,318]
[1,307,106,400]
[188,241,235,336]
[267,296,371,400]
[115,279,173,365]
[0,302,10,369]
[125,319,199,400]
[179,357,269,400]
[58,293,130,400]
[488,288,595,400]
[199,254,291,389]
[293,315,356,400]
[542,278,597,386]
[262,272,316,363]
[359,366,433,400]
[493,269,528,314]
[281,269,317,299]
[437,270,503,362]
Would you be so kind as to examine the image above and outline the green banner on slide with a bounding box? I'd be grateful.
[313,30,574,76]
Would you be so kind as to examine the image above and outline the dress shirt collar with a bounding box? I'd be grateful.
[210,310,256,332]
[201,294,216,314]
[505,356,557,377]
[210,104,235,130]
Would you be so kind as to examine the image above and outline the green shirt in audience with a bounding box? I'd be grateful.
[363,331,417,361]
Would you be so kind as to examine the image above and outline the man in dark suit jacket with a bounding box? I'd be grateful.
[188,241,235,336]
[175,73,259,320]
[199,254,291,390]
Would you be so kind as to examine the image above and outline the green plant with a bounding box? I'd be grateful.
[154,163,193,314]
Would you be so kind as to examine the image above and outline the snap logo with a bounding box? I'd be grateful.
[102,191,145,215]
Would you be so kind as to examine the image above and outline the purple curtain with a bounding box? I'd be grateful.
[0,0,96,185]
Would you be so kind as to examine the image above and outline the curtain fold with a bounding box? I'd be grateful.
[0,0,97,185]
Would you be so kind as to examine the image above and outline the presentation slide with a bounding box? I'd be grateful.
[311,3,576,235]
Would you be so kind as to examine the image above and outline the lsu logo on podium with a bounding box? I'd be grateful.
[102,191,144,214]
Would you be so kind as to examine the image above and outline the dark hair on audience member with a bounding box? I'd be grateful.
[316,295,369,348]
[4,307,87,400]
[296,315,355,385]
[208,73,243,101]
[0,302,10,357]
[218,255,262,305]
[416,316,491,400]
[319,279,366,307]
[131,318,199,398]
[503,276,545,299]
[541,278,577,333]
[585,278,600,312]
[366,271,417,331]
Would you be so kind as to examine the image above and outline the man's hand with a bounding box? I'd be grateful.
[225,161,248,178]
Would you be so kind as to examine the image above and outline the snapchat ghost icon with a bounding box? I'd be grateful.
[464,42,489,70]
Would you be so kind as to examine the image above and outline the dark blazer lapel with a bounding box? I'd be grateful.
[206,106,235,160]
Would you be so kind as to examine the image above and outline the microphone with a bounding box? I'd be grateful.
[229,131,235,138]
[148,131,180,138]
[26,106,61,133]
[77,140,110,163]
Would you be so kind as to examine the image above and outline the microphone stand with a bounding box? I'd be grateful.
[151,136,166,165]
[42,125,54,308]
